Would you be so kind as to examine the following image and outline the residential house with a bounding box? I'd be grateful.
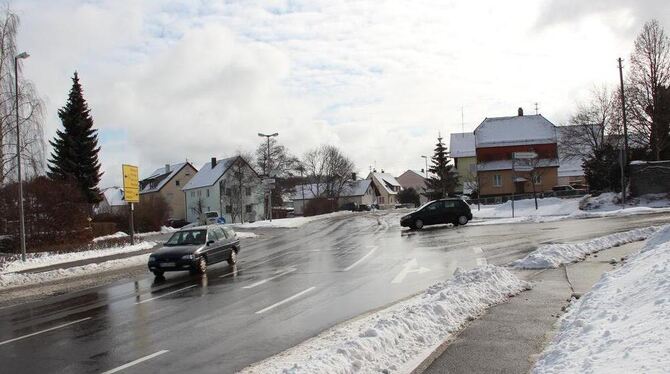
[95,187,126,215]
[396,170,429,204]
[475,109,559,197]
[449,132,477,194]
[367,172,402,208]
[292,179,376,215]
[182,157,264,223]
[139,162,197,220]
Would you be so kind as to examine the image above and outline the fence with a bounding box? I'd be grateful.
[466,189,588,206]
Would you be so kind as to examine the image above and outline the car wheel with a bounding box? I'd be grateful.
[152,270,164,277]
[414,219,424,230]
[196,257,207,274]
[227,249,237,265]
[458,215,469,225]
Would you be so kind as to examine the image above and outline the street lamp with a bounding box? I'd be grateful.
[15,51,29,262]
[421,155,428,178]
[258,132,278,221]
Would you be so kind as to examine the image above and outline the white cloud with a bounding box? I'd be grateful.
[13,0,670,185]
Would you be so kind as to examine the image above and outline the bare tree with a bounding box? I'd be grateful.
[628,19,670,160]
[559,86,617,161]
[0,7,45,185]
[220,154,261,223]
[302,145,354,199]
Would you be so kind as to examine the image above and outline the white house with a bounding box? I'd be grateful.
[367,172,402,208]
[292,179,376,215]
[182,156,265,223]
[95,187,126,215]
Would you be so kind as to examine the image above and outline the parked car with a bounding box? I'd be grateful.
[400,198,472,230]
[357,204,371,211]
[339,202,359,211]
[147,225,240,277]
[166,218,189,229]
[199,211,225,225]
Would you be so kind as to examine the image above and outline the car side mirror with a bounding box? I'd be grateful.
[206,240,215,246]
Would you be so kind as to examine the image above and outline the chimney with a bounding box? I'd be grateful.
[351,172,357,181]
[518,107,524,116]
[165,164,170,173]
[211,157,217,168]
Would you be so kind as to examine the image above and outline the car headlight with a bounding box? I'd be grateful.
[148,256,156,262]
[181,254,195,260]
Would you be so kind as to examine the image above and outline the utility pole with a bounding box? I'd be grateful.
[15,52,29,262]
[421,155,428,178]
[617,58,630,206]
[258,132,278,221]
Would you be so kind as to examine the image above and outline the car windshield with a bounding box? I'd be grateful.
[165,229,207,246]
[415,200,435,212]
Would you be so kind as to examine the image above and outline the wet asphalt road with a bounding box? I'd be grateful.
[1,211,670,374]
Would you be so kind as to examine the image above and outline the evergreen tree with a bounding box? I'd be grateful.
[425,134,458,199]
[47,72,102,203]
[582,144,621,192]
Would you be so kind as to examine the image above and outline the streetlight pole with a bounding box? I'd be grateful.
[421,155,428,178]
[258,132,278,221]
[15,52,29,262]
[617,58,629,206]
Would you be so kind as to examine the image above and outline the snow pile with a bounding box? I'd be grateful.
[235,231,258,239]
[580,192,670,211]
[232,211,355,229]
[473,197,581,219]
[241,265,528,374]
[1,241,156,274]
[136,226,178,237]
[93,231,129,242]
[512,226,660,269]
[532,226,670,373]
[0,252,152,289]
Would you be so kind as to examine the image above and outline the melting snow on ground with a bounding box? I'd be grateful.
[0,241,156,274]
[235,231,258,239]
[240,265,529,374]
[0,251,153,289]
[512,226,661,269]
[532,226,670,373]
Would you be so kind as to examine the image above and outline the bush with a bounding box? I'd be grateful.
[135,195,170,232]
[398,187,420,206]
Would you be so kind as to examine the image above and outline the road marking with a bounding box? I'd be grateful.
[101,350,169,374]
[391,258,430,284]
[243,268,296,289]
[219,269,238,278]
[136,285,197,304]
[255,286,316,314]
[472,246,483,254]
[476,257,488,266]
[343,246,378,271]
[0,317,91,346]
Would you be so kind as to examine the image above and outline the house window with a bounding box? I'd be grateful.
[175,180,180,186]
[379,196,385,204]
[226,188,232,197]
[197,190,202,197]
[246,204,252,213]
[532,174,542,185]
[225,205,232,213]
[206,189,210,198]
[191,191,195,197]
[493,174,502,187]
[245,187,251,196]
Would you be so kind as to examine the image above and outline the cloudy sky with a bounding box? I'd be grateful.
[13,0,670,186]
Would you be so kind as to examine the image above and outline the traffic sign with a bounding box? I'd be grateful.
[513,152,538,159]
[122,164,140,203]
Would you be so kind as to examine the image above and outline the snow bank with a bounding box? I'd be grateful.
[532,226,670,373]
[0,252,151,289]
[1,241,156,274]
[473,197,580,219]
[512,226,660,269]
[232,211,355,229]
[241,265,528,374]
[235,231,258,239]
[93,231,129,242]
[580,192,670,211]
[136,226,178,237]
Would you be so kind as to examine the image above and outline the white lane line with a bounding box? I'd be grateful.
[219,269,238,278]
[343,246,378,272]
[476,257,488,266]
[255,287,316,314]
[136,285,197,304]
[0,317,91,346]
[243,268,296,289]
[472,246,483,254]
[101,350,169,374]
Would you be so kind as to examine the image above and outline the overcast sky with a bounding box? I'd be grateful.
[13,0,670,186]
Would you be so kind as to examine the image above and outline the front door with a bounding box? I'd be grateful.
[515,181,525,194]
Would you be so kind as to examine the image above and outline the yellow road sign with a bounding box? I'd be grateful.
[122,164,140,203]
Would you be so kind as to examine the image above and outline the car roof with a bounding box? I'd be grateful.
[178,224,233,231]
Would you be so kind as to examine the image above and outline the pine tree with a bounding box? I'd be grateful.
[47,72,102,203]
[425,134,458,199]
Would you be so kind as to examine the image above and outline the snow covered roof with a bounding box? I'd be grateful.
[477,158,559,172]
[292,180,372,201]
[182,157,238,191]
[368,172,401,195]
[140,162,192,194]
[450,132,476,158]
[475,114,558,148]
[102,187,126,206]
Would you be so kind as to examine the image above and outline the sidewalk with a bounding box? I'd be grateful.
[420,241,643,374]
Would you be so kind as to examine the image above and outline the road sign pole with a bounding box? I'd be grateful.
[129,203,135,245]
[511,158,515,218]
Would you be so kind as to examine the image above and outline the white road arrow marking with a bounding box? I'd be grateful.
[391,258,430,284]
